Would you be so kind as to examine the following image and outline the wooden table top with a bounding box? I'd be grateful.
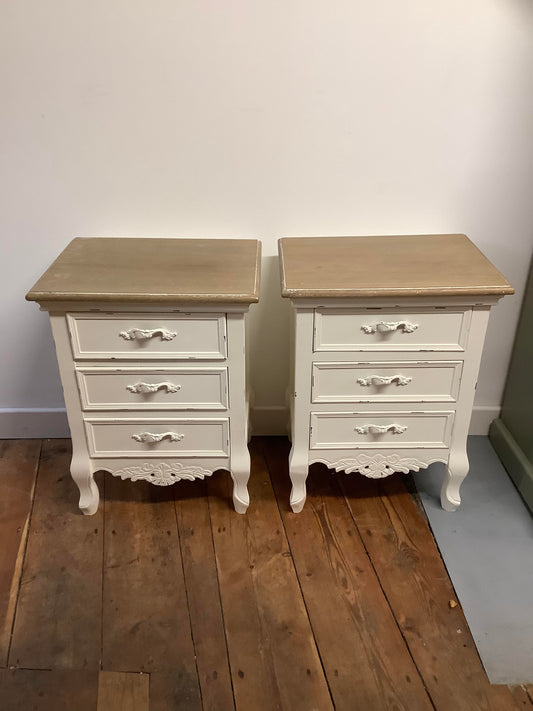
[279,234,513,299]
[26,238,261,304]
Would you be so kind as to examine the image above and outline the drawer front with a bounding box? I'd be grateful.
[85,417,229,458]
[310,411,454,449]
[68,313,226,360]
[77,366,228,411]
[314,308,470,352]
[312,361,462,403]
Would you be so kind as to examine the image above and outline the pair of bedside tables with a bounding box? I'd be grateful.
[27,235,513,515]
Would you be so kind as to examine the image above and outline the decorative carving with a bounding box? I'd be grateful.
[355,424,407,435]
[119,328,177,341]
[110,461,214,486]
[126,382,181,394]
[132,432,184,443]
[361,321,418,334]
[357,374,412,387]
[311,453,431,479]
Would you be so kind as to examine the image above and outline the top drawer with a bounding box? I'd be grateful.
[313,308,471,352]
[67,313,226,360]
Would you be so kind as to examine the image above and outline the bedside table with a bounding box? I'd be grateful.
[27,238,261,515]
[279,234,513,513]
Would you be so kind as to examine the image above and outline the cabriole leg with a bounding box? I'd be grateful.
[441,447,469,512]
[70,454,99,515]
[230,447,250,514]
[289,448,309,513]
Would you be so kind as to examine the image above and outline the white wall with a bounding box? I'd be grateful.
[1,0,532,437]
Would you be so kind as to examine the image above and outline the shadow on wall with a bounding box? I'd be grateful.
[247,254,291,435]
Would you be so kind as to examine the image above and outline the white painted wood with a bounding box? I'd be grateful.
[314,307,470,351]
[45,299,252,515]
[84,416,229,458]
[68,312,226,360]
[309,447,448,478]
[288,308,315,513]
[225,312,251,513]
[76,366,228,410]
[310,411,454,449]
[312,360,462,403]
[49,313,99,515]
[287,299,501,513]
[440,305,492,510]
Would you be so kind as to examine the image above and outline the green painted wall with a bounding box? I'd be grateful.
[490,256,533,513]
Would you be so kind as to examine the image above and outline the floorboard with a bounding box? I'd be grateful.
[102,473,201,711]
[0,437,526,710]
[509,685,533,709]
[97,670,149,711]
[148,671,203,711]
[0,440,40,665]
[0,668,98,711]
[264,437,432,711]
[174,478,235,711]
[9,440,104,670]
[339,470,519,711]
[208,443,333,711]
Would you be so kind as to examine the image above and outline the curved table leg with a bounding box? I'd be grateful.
[440,446,469,512]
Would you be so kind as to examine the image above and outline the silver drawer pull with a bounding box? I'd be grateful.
[355,424,407,435]
[132,432,184,443]
[127,382,181,394]
[120,328,177,341]
[361,321,418,334]
[357,375,412,387]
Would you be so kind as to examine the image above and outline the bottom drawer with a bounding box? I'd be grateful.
[310,411,454,449]
[85,417,229,458]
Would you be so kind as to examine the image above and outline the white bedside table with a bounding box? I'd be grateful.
[279,234,513,513]
[27,238,261,515]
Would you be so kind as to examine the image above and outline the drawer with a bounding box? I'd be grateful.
[313,308,470,352]
[84,417,229,458]
[76,366,228,411]
[310,411,454,449]
[68,313,226,360]
[312,361,462,403]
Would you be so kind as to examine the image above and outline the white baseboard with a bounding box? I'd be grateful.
[0,408,70,439]
[0,404,500,440]
[469,406,501,436]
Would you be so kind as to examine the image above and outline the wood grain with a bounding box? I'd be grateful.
[264,438,432,711]
[174,478,235,711]
[339,471,520,711]
[279,234,513,298]
[3,438,526,709]
[97,671,149,711]
[0,440,40,665]
[149,671,203,711]
[509,685,533,708]
[102,474,202,706]
[9,440,104,669]
[208,443,333,711]
[26,237,261,304]
[0,668,98,710]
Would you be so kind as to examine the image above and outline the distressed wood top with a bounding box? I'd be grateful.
[26,238,261,304]
[279,234,513,299]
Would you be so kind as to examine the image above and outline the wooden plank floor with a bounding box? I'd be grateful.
[0,437,531,711]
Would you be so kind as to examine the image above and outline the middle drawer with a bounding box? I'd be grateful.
[76,366,228,411]
[312,361,462,403]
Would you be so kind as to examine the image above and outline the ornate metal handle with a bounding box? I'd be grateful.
[357,375,412,387]
[132,432,184,443]
[355,424,407,435]
[126,382,181,394]
[361,321,418,334]
[120,328,177,341]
